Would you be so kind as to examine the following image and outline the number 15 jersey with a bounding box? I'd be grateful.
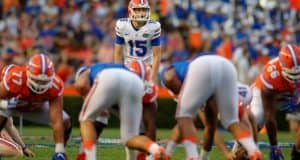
[115,18,161,65]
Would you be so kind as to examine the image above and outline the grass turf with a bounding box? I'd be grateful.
[4,127,295,159]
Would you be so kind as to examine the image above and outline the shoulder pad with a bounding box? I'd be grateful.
[116,18,129,36]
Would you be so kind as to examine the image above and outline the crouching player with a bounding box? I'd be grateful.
[0,117,34,158]
[168,55,261,159]
[0,53,72,160]
[160,59,258,159]
[250,44,300,160]
[77,62,167,160]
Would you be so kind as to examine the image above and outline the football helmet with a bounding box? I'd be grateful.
[26,53,55,94]
[279,44,300,83]
[127,60,150,81]
[128,0,150,21]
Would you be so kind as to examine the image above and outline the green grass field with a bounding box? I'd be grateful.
[4,127,295,160]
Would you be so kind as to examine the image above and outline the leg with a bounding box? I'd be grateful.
[165,124,182,157]
[217,62,260,159]
[142,101,157,140]
[79,77,117,160]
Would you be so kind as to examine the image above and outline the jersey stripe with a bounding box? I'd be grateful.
[3,64,14,91]
[260,75,274,89]
[137,60,146,81]
[152,33,160,39]
[287,44,298,68]
[40,54,46,74]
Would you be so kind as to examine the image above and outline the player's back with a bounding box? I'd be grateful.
[89,63,127,85]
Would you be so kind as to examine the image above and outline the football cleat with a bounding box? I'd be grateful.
[249,151,262,160]
[153,147,168,160]
[291,145,300,160]
[76,152,86,160]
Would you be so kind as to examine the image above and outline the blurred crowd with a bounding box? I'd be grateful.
[0,0,300,85]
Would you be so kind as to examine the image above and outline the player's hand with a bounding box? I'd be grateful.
[52,152,68,160]
[0,98,18,109]
[224,152,235,160]
[270,146,284,160]
[23,147,35,157]
[281,95,300,112]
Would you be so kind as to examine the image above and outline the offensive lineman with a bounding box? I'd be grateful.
[174,55,261,159]
[250,44,300,160]
[0,53,72,160]
[77,62,167,160]
[160,58,258,160]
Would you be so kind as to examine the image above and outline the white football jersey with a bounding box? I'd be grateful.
[115,18,161,65]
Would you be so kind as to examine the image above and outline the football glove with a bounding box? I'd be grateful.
[52,152,67,160]
[0,98,18,109]
[280,95,300,113]
[270,146,284,160]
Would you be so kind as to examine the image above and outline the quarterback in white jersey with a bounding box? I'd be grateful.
[114,1,161,155]
[114,0,161,82]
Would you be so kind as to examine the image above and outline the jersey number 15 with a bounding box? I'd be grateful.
[128,40,147,57]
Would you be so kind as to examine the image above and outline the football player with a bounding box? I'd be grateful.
[167,55,261,159]
[160,59,258,160]
[250,44,300,160]
[74,63,127,160]
[114,1,161,153]
[0,53,72,160]
[0,117,34,157]
[78,61,167,160]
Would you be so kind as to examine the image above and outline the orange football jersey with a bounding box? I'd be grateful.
[254,57,300,93]
[1,64,63,106]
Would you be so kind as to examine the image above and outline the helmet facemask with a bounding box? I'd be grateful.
[281,66,300,83]
[129,4,150,22]
[26,70,54,94]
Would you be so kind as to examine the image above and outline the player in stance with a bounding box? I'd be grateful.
[74,63,127,160]
[250,44,300,160]
[160,58,258,160]
[114,1,161,152]
[0,53,72,160]
[78,62,167,160]
[0,117,34,158]
[171,55,261,160]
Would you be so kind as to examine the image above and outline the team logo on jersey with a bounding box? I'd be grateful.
[267,65,276,72]
[143,33,150,38]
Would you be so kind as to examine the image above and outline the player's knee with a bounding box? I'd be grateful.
[222,119,239,130]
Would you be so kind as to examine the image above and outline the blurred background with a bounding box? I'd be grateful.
[0,0,300,86]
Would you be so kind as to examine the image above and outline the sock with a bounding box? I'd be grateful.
[79,142,84,154]
[125,147,137,160]
[199,149,209,160]
[83,140,96,160]
[165,140,177,156]
[182,137,199,158]
[236,131,258,155]
[146,142,160,155]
